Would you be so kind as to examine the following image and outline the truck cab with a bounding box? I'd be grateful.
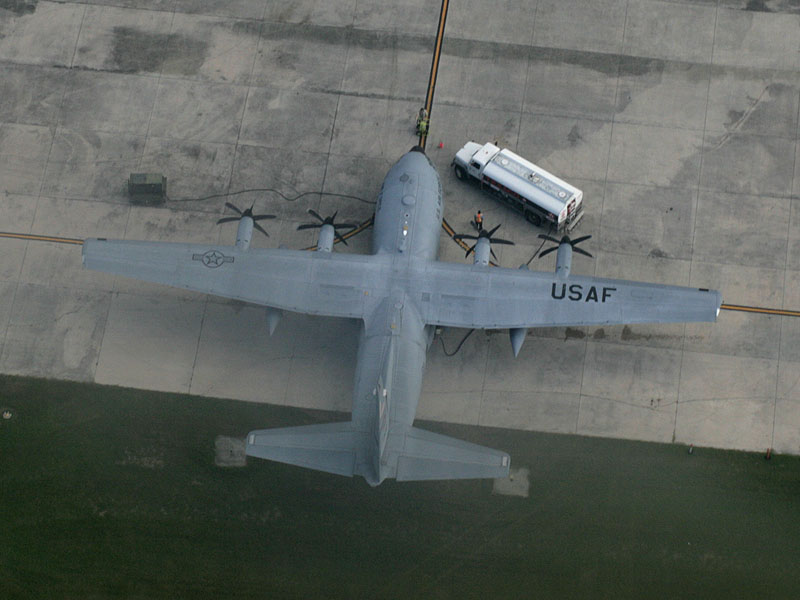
[457,141,492,179]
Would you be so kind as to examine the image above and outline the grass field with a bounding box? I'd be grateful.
[1,374,799,599]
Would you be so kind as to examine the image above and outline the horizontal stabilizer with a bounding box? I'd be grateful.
[246,422,360,477]
[395,427,510,481]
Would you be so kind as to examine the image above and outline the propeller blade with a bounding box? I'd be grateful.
[216,216,240,225]
[539,231,593,259]
[225,202,243,215]
[298,209,359,246]
[465,244,475,258]
[491,239,515,246]
[490,248,498,261]
[307,208,325,224]
[538,246,558,258]
[486,223,502,238]
[253,214,276,222]
[253,221,270,237]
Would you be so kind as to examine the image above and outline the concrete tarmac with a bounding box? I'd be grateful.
[0,1,798,455]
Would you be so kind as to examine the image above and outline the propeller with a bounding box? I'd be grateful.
[297,209,357,245]
[538,234,592,258]
[217,202,276,237]
[453,223,514,260]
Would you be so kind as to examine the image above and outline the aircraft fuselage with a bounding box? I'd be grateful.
[351,148,443,485]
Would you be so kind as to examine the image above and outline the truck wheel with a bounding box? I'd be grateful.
[454,165,466,180]
[525,211,542,226]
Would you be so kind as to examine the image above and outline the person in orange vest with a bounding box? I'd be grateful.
[474,210,483,231]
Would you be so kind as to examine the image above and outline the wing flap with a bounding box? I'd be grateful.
[395,427,510,481]
[246,422,361,477]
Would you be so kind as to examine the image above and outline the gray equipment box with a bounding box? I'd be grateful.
[128,173,166,205]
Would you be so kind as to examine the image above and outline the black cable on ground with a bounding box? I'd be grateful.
[525,225,554,266]
[438,328,475,357]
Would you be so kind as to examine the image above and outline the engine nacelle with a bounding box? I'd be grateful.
[236,217,253,251]
[472,237,491,266]
[459,224,513,266]
[540,234,591,276]
[555,242,572,278]
[316,224,335,252]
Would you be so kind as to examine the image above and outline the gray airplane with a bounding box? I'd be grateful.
[82,146,722,486]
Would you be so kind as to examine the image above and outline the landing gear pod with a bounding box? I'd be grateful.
[266,308,282,336]
[509,327,526,357]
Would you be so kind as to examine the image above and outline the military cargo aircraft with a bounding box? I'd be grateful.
[82,147,721,486]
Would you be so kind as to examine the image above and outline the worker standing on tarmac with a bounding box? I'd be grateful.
[474,210,483,231]
[416,107,429,136]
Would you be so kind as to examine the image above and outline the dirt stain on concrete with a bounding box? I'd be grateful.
[110,27,208,75]
[0,0,36,16]
[564,327,586,340]
[567,124,583,146]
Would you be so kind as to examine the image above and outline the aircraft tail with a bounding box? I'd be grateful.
[245,422,511,484]
[245,422,360,477]
[393,426,510,481]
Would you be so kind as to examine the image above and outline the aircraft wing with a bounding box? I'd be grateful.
[415,261,722,329]
[82,239,389,319]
